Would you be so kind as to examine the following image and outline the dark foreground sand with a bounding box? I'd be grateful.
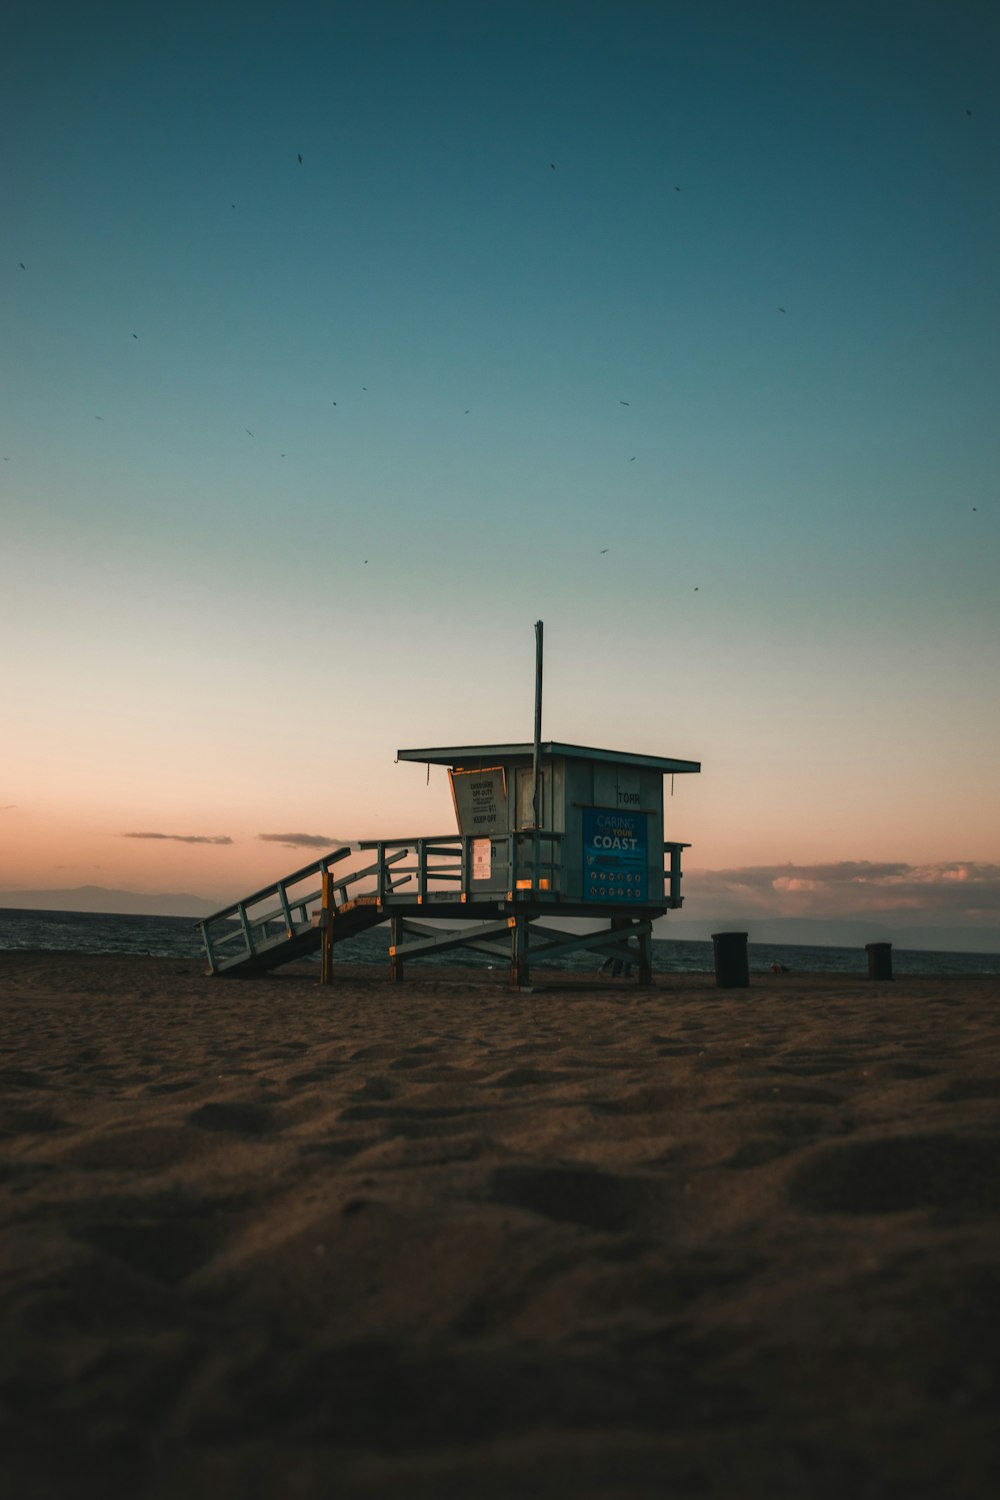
[2,952,999,1499]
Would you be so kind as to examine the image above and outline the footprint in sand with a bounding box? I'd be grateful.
[0,1106,71,1136]
[743,1083,843,1105]
[590,1084,684,1115]
[288,1064,344,1084]
[353,1075,400,1101]
[488,1164,657,1234]
[490,1067,576,1088]
[81,1218,216,1285]
[788,1133,1000,1214]
[73,1191,236,1287]
[878,1061,939,1080]
[769,1053,857,1077]
[0,1067,52,1089]
[725,1139,799,1169]
[186,1101,276,1135]
[936,1077,1000,1102]
[61,1125,221,1170]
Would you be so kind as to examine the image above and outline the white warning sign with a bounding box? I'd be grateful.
[472,838,492,881]
[449,767,508,835]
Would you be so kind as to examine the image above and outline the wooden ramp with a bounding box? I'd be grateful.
[196,847,395,977]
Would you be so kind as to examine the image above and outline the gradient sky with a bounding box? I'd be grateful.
[2,0,998,935]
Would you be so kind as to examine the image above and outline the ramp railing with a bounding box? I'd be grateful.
[664,842,690,906]
[357,830,562,902]
[198,848,354,973]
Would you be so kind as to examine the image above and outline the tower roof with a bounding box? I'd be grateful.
[396,742,700,774]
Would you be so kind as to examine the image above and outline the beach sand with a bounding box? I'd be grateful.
[2,951,998,1498]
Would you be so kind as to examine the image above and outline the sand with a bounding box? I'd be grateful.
[1,951,999,1499]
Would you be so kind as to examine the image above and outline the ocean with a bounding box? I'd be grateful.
[1,907,998,977]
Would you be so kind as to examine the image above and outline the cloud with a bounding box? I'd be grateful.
[123,832,233,845]
[689,861,1000,921]
[258,832,346,849]
[697,861,911,892]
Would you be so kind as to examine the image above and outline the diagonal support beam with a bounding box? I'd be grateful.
[395,919,512,959]
[527,921,652,962]
[388,918,514,963]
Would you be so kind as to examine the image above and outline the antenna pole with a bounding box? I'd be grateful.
[532,621,543,887]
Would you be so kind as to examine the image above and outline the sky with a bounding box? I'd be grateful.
[2,0,999,942]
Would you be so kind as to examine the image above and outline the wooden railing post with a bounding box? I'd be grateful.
[277,882,294,937]
[201,923,217,974]
[237,904,256,959]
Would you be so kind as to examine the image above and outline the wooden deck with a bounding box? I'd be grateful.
[195,834,689,981]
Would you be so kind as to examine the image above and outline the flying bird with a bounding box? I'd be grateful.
[599,548,609,554]
[629,456,635,462]
[132,333,138,339]
[245,429,253,437]
[619,400,630,406]
[19,262,25,269]
[298,153,303,164]
[778,307,786,313]
[550,163,556,169]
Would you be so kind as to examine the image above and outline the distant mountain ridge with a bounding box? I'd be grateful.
[0,886,220,918]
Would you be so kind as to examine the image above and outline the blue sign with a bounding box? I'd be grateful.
[583,809,647,903]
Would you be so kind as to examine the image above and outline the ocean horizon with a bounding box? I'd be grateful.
[2,907,998,978]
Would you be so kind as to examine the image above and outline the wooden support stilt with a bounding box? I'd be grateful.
[637,925,653,987]
[320,870,333,986]
[511,917,530,987]
[389,916,404,983]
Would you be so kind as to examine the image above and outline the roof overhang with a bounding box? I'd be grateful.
[397,742,701,774]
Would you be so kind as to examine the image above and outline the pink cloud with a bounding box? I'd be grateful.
[123,832,233,845]
[690,861,1000,922]
[258,833,346,850]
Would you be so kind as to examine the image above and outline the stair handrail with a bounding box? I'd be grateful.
[198,847,354,928]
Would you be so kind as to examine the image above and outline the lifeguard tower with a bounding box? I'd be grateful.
[196,628,700,985]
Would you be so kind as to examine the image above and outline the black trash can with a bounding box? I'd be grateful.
[711,931,749,988]
[865,942,893,980]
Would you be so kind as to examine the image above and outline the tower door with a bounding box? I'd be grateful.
[516,768,547,829]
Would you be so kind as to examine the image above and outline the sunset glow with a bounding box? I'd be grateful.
[3,2,998,945]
